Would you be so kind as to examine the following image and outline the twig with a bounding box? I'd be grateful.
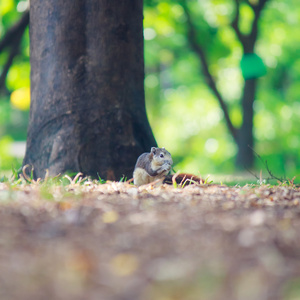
[248,146,284,182]
[171,172,180,187]
[264,160,283,182]
[22,164,34,182]
[244,166,260,181]
[139,178,164,189]
[179,174,187,186]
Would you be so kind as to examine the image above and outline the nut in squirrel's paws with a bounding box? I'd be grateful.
[162,163,172,172]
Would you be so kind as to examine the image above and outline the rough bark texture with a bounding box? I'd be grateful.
[24,0,156,179]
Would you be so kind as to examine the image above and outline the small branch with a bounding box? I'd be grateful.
[0,11,29,92]
[180,0,238,143]
[230,0,269,52]
[249,0,269,43]
[246,0,269,52]
[0,10,29,53]
[245,166,260,181]
[0,35,23,91]
[231,0,246,48]
[248,146,284,182]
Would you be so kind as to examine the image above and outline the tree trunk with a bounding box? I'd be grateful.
[236,78,257,168]
[24,0,156,180]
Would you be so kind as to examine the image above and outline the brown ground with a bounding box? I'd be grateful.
[0,179,300,300]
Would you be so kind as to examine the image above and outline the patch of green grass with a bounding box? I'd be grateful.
[282,277,300,300]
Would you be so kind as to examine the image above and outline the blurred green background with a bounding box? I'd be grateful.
[0,0,299,181]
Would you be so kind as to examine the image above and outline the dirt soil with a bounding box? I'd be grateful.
[0,180,300,300]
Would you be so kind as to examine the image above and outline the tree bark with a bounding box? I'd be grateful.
[236,78,257,168]
[24,0,156,180]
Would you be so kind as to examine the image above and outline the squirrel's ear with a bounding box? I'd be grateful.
[151,147,156,154]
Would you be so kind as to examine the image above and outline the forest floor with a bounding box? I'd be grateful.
[0,176,300,300]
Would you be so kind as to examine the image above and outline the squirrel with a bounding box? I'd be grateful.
[133,147,173,186]
[133,147,203,186]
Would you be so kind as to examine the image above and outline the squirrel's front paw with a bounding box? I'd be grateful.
[162,164,171,172]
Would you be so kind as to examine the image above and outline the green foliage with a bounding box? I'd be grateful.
[0,1,29,172]
[144,0,300,178]
[0,0,300,181]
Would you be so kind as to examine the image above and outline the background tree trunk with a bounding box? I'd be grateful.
[236,78,257,168]
[181,0,269,171]
[23,0,157,180]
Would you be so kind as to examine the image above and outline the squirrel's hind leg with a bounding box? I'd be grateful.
[133,168,151,186]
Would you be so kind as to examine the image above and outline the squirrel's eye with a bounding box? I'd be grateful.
[160,153,164,158]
